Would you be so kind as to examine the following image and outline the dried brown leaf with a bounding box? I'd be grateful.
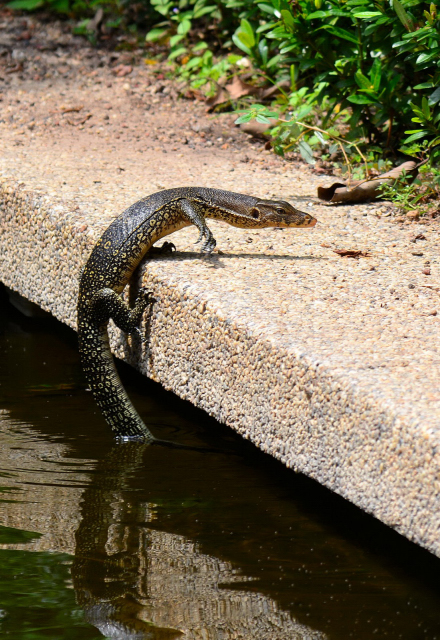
[239,118,279,139]
[205,87,230,111]
[317,161,418,204]
[225,76,259,100]
[258,80,290,100]
[61,105,84,114]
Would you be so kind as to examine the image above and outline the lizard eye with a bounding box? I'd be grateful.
[251,208,260,219]
[276,207,285,214]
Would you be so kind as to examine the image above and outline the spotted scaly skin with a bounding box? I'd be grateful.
[77,187,317,440]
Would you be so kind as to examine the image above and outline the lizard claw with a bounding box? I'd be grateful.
[139,288,156,305]
[194,230,204,245]
[159,241,176,254]
[147,242,176,256]
[201,231,216,254]
[133,326,147,344]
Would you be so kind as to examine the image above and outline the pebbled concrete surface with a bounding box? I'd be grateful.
[1,22,440,557]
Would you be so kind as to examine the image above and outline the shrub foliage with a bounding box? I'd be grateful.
[7,0,440,161]
[145,0,440,161]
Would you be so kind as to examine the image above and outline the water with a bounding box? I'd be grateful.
[0,288,440,640]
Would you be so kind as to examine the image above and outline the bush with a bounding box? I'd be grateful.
[145,0,440,162]
[8,0,440,163]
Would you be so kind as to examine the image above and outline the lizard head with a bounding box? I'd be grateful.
[248,199,317,228]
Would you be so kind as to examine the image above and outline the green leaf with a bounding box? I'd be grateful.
[193,5,217,19]
[258,38,268,66]
[404,130,428,143]
[290,63,296,90]
[429,87,440,104]
[306,10,328,18]
[169,33,185,47]
[258,3,277,15]
[256,21,278,34]
[177,19,191,36]
[347,93,377,104]
[298,140,316,164]
[202,49,213,64]
[227,53,242,64]
[6,0,43,8]
[319,25,359,44]
[183,56,202,70]
[393,0,415,31]
[168,46,187,60]
[193,41,208,52]
[279,43,298,54]
[416,51,440,65]
[237,31,255,49]
[256,114,273,124]
[353,11,382,18]
[355,70,372,90]
[232,33,252,56]
[267,53,281,68]
[239,18,256,47]
[235,113,253,124]
[428,136,440,147]
[364,15,391,34]
[370,58,382,92]
[280,9,295,32]
[421,97,431,119]
[297,104,313,119]
[307,10,350,19]
[146,28,168,42]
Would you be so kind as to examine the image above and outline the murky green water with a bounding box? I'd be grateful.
[0,288,440,640]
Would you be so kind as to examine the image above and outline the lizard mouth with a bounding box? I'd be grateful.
[284,213,317,227]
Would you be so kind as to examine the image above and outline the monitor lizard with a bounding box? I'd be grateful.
[77,187,317,441]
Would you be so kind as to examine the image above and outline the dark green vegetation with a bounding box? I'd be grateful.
[2,291,440,639]
[146,1,440,162]
[0,528,101,639]
[7,0,440,213]
[8,1,440,158]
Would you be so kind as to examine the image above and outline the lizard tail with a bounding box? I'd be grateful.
[78,321,154,441]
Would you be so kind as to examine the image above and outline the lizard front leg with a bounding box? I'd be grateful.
[180,198,217,253]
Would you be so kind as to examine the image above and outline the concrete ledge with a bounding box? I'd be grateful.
[1,167,440,558]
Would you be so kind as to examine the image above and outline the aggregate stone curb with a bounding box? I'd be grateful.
[1,172,440,559]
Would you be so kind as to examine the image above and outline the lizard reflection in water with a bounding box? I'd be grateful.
[72,442,183,640]
[77,187,317,440]
[71,442,326,640]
